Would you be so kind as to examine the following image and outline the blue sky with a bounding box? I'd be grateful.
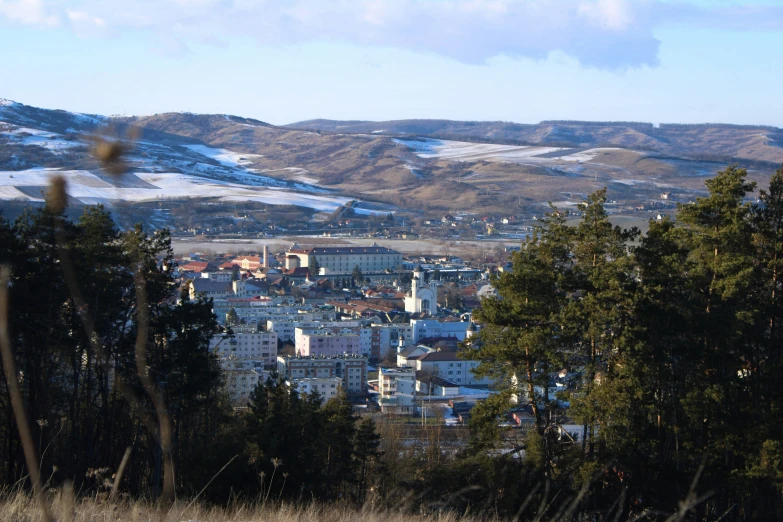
[1,0,781,126]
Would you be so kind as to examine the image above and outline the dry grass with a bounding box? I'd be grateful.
[0,491,477,522]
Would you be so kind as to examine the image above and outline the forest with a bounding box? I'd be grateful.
[0,164,782,521]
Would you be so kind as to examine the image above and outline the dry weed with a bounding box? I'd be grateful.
[0,491,476,522]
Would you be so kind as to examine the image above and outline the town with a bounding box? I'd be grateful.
[181,243,530,425]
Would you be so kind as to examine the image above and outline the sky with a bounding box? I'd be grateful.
[0,0,781,126]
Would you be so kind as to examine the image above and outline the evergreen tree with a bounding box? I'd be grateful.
[352,265,363,286]
[353,417,382,503]
[226,306,239,326]
[310,256,321,277]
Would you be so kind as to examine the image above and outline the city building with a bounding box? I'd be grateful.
[285,245,402,275]
[289,377,342,403]
[404,266,438,315]
[410,319,472,343]
[222,359,269,404]
[378,367,416,413]
[210,329,278,368]
[410,350,490,386]
[295,327,361,356]
[276,354,368,394]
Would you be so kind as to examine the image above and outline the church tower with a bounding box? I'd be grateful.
[405,265,437,315]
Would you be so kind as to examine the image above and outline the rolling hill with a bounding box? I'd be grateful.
[1,98,781,233]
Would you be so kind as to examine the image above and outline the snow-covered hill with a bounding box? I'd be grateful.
[0,99,351,212]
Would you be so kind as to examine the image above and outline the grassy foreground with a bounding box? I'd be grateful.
[0,491,475,522]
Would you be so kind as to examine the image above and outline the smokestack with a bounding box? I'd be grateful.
[263,245,269,269]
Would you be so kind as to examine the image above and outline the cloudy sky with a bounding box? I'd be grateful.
[1,0,781,125]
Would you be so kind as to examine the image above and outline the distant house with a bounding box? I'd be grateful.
[180,261,209,273]
[190,279,232,300]
[231,256,263,271]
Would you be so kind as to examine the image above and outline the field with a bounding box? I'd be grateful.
[0,168,352,211]
[171,236,518,256]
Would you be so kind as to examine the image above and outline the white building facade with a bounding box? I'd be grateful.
[285,245,402,275]
[404,266,437,316]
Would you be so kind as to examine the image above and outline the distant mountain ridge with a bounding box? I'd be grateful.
[2,98,782,229]
[288,118,783,165]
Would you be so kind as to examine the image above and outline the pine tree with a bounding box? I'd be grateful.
[566,188,638,458]
[352,265,363,286]
[310,256,321,277]
[353,417,382,503]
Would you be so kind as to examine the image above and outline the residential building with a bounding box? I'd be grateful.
[411,350,490,386]
[267,319,366,342]
[371,323,413,361]
[277,354,368,394]
[378,367,416,413]
[295,327,360,356]
[222,359,269,404]
[410,319,471,343]
[210,330,278,368]
[190,279,233,301]
[289,377,342,403]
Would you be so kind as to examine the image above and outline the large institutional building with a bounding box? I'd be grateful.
[284,244,402,275]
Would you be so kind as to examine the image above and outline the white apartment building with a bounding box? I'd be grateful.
[289,377,342,403]
[210,330,278,368]
[285,245,402,275]
[410,351,490,386]
[378,367,416,413]
[222,359,269,404]
[370,323,414,361]
[295,327,361,357]
[277,355,367,394]
[213,300,334,326]
[267,319,365,342]
[410,319,472,343]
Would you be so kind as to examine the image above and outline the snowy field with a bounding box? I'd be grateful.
[559,148,621,162]
[183,144,263,168]
[395,138,628,165]
[394,138,566,162]
[0,168,352,211]
[0,125,81,152]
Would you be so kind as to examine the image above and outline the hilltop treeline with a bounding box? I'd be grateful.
[466,164,783,519]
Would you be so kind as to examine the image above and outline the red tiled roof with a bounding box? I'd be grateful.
[180,261,209,272]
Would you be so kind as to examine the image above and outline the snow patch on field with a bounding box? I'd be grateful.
[0,168,352,211]
[560,148,621,162]
[1,126,82,152]
[183,144,263,168]
[395,138,567,162]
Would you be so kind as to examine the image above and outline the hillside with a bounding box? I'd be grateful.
[290,119,783,165]
[2,98,782,233]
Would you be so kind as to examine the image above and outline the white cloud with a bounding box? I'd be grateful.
[0,0,780,68]
[578,0,634,31]
[0,0,59,27]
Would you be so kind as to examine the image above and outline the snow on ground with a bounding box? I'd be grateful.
[0,168,352,211]
[559,148,621,162]
[184,144,263,168]
[1,126,82,152]
[394,138,567,162]
[404,164,424,178]
[0,99,18,107]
